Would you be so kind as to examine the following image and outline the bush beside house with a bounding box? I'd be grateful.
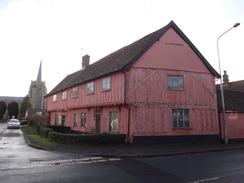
[37,125,126,145]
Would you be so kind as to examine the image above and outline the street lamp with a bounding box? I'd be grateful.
[217,23,240,145]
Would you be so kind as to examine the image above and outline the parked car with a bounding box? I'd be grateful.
[7,119,20,129]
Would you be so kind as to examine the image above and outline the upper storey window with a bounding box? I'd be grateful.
[53,94,57,102]
[87,82,94,94]
[62,91,66,100]
[102,76,111,91]
[72,86,78,98]
[167,75,184,91]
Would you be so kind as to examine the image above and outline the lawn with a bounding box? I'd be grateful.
[21,125,57,148]
[21,125,37,135]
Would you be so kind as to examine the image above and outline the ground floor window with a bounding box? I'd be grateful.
[109,111,119,132]
[73,113,78,127]
[81,112,87,128]
[55,114,66,126]
[172,109,190,128]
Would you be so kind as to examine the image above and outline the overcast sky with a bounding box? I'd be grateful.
[0,0,243,97]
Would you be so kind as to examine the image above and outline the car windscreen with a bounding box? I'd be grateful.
[9,120,19,123]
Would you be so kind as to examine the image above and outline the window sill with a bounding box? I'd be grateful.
[86,93,94,95]
[168,89,184,91]
[102,89,111,92]
[172,127,191,130]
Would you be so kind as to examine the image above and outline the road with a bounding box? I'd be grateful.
[1,122,244,183]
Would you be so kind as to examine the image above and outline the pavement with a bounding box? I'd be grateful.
[23,134,244,158]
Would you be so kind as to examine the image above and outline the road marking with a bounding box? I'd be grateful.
[92,159,107,163]
[90,157,103,160]
[76,161,92,164]
[0,157,122,171]
[109,158,121,161]
[188,177,220,183]
[30,156,121,166]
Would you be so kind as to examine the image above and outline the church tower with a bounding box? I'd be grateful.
[28,61,47,109]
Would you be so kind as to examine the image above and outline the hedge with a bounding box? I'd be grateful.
[36,125,126,145]
[45,125,71,133]
[37,125,54,139]
[48,131,126,145]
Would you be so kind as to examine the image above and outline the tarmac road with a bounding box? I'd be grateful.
[1,122,244,183]
[0,122,94,170]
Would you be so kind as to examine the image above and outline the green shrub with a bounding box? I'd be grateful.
[45,125,71,133]
[38,126,54,139]
[48,131,126,145]
[20,120,27,125]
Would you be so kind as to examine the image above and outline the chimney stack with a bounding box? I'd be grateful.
[82,54,90,69]
[223,70,229,85]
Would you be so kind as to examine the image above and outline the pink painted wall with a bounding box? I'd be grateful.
[133,28,210,74]
[49,106,129,135]
[219,112,244,139]
[46,27,219,143]
[127,27,219,138]
[46,72,125,112]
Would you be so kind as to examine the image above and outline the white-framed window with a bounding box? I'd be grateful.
[87,82,94,94]
[55,114,66,126]
[62,91,67,100]
[53,94,57,102]
[109,111,119,132]
[172,109,190,128]
[167,75,184,90]
[72,86,78,98]
[73,113,78,127]
[81,112,87,128]
[102,76,111,91]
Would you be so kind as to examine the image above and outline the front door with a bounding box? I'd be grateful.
[94,109,101,133]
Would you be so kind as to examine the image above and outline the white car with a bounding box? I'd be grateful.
[7,119,20,129]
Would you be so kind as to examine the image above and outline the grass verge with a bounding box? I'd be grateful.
[21,126,57,149]
[21,125,37,134]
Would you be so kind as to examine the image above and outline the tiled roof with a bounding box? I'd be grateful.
[46,21,219,96]
[216,80,244,112]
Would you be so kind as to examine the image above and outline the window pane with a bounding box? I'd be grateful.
[109,111,118,132]
[62,91,66,100]
[167,75,184,90]
[87,82,94,94]
[74,113,78,127]
[53,94,57,102]
[102,77,111,91]
[172,109,190,128]
[172,109,178,128]
[72,87,78,97]
[81,112,86,128]
[183,110,190,127]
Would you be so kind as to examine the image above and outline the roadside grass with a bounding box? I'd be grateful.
[21,126,57,148]
[21,125,37,135]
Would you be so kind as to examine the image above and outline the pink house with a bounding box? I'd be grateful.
[217,74,244,142]
[45,21,220,143]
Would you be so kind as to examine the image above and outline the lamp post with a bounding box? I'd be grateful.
[217,23,240,145]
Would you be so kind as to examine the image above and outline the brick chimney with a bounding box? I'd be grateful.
[82,54,90,69]
[223,70,229,85]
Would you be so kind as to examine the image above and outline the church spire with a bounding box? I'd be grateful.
[37,60,42,81]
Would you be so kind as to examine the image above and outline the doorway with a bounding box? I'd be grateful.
[94,109,101,133]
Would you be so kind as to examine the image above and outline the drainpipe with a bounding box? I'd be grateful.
[123,71,131,143]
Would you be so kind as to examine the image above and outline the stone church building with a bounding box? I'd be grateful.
[28,61,47,109]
